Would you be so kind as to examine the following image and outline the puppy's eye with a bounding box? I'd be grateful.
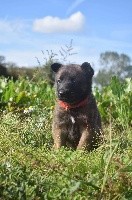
[57,79,61,84]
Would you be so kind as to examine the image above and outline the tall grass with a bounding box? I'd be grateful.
[0,77,132,199]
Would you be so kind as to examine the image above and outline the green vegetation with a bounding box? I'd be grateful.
[0,76,131,200]
[94,51,132,87]
[0,77,55,111]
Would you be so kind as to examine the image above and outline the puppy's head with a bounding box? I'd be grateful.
[51,62,94,104]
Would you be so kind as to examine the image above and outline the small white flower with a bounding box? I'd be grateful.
[23,106,35,114]
[5,161,11,168]
[28,106,34,112]
[9,97,13,102]
[23,108,29,114]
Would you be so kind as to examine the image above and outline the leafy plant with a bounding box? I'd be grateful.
[94,77,132,127]
[0,77,55,111]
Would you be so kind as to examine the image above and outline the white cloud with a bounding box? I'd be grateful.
[33,11,85,33]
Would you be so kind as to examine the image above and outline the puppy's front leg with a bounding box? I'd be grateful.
[52,123,66,149]
[77,128,92,151]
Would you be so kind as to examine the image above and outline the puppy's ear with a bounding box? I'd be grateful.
[81,62,94,77]
[51,63,62,73]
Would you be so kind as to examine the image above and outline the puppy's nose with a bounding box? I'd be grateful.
[59,90,65,97]
[59,90,69,98]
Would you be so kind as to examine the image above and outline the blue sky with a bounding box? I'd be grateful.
[0,0,132,71]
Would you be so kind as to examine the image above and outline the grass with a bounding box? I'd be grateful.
[0,107,131,200]
[0,77,131,199]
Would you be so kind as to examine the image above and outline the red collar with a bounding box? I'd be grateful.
[58,97,88,111]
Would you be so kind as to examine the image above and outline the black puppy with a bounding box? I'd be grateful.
[51,62,102,150]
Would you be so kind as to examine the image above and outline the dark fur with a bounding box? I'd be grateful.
[51,62,102,150]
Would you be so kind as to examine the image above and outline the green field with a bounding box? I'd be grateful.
[0,77,132,200]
